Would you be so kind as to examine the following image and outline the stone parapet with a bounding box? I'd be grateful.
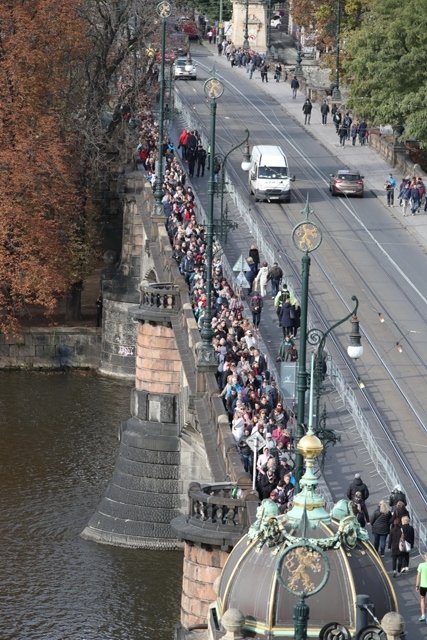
[0,327,101,370]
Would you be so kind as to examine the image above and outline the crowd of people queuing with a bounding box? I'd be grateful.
[135,97,421,603]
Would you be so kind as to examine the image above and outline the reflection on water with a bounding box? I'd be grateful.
[0,371,182,640]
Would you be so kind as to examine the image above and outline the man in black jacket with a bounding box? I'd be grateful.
[346,473,370,501]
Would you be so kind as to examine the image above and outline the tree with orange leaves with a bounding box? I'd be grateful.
[0,1,91,334]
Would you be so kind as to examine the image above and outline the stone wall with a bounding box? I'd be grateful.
[0,327,101,370]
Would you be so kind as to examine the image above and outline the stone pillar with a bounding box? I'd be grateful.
[81,284,183,549]
[181,543,229,628]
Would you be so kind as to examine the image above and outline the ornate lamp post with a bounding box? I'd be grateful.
[308,297,363,434]
[197,75,224,369]
[291,198,363,488]
[243,0,250,50]
[218,0,224,43]
[295,26,303,76]
[265,0,273,57]
[331,0,342,102]
[153,1,171,217]
[217,129,251,243]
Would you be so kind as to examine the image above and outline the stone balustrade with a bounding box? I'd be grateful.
[133,282,181,322]
[172,482,259,548]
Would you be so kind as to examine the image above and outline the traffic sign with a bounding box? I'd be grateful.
[232,255,248,272]
[235,270,251,289]
[246,431,266,452]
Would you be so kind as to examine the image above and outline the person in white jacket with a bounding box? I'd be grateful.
[253,261,269,297]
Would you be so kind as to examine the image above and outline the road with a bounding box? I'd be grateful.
[171,42,427,634]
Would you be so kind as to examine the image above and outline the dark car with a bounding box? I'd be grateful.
[329,170,364,197]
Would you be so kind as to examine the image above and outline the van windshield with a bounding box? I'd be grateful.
[258,165,288,179]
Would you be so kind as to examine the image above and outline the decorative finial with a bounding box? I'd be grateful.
[300,194,314,220]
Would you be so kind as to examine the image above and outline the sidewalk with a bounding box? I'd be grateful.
[201,43,427,249]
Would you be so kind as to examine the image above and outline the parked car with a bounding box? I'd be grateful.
[271,16,282,29]
[173,57,197,80]
[329,169,364,197]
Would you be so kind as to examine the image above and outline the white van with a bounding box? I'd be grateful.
[249,145,291,203]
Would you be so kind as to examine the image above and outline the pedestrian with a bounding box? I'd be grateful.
[389,517,404,577]
[253,261,269,297]
[249,290,263,328]
[260,61,269,82]
[276,334,294,362]
[358,119,368,145]
[267,261,283,298]
[248,244,260,271]
[196,145,207,177]
[410,180,421,215]
[342,112,352,140]
[302,98,312,124]
[370,500,392,557]
[238,429,253,474]
[389,484,407,509]
[384,173,397,206]
[333,110,342,133]
[347,473,370,501]
[207,28,213,44]
[352,490,369,528]
[274,63,282,82]
[416,552,427,622]
[177,128,189,160]
[245,257,258,294]
[249,59,256,79]
[290,75,300,98]
[95,296,103,327]
[274,284,291,319]
[286,343,298,362]
[338,123,347,147]
[187,147,196,178]
[217,41,223,56]
[320,99,330,125]
[279,296,294,338]
[350,122,359,146]
[400,515,415,573]
[398,179,411,216]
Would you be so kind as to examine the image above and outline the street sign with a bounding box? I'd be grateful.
[232,255,248,272]
[246,431,266,453]
[235,270,251,289]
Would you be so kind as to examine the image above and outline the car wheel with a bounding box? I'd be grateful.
[331,188,337,196]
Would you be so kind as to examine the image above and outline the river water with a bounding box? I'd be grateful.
[0,371,182,640]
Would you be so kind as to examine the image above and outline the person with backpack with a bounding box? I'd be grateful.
[267,262,283,298]
[274,285,290,319]
[342,112,352,140]
[384,173,397,206]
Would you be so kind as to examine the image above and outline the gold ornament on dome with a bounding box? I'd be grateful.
[284,546,323,593]
[297,433,323,459]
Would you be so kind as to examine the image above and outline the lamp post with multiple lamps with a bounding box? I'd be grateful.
[216,129,251,243]
[291,198,363,488]
[331,0,342,102]
[295,26,303,76]
[197,75,225,370]
[153,1,171,218]
[265,0,273,57]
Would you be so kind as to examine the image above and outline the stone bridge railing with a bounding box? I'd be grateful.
[172,482,259,548]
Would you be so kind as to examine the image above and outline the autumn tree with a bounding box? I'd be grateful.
[344,0,427,146]
[0,1,90,334]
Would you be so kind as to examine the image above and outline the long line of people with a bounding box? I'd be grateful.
[137,115,299,507]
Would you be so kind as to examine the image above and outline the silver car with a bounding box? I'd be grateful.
[329,169,364,197]
[174,57,197,80]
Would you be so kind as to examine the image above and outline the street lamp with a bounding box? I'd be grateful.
[216,130,251,243]
[331,0,342,102]
[153,1,171,217]
[295,26,303,76]
[197,75,224,369]
[265,0,273,57]
[307,296,363,434]
[243,0,250,50]
[291,198,363,488]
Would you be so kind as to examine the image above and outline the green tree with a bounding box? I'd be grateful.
[344,0,427,145]
[187,0,232,23]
